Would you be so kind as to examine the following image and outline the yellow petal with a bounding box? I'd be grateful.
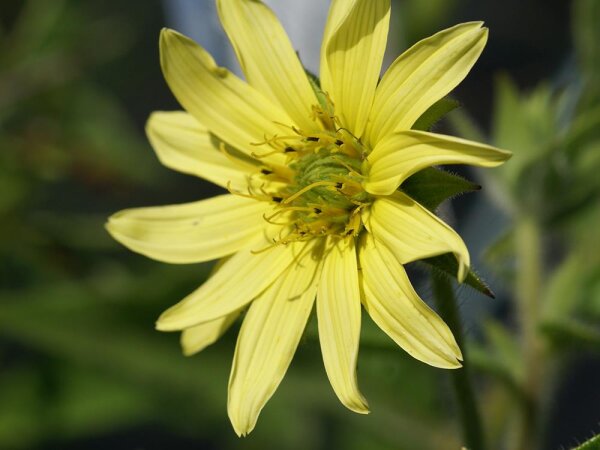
[228,243,320,436]
[181,310,241,356]
[156,239,305,331]
[317,237,369,413]
[159,28,292,166]
[320,0,390,137]
[106,194,268,264]
[359,233,462,368]
[216,0,318,131]
[147,111,259,191]
[366,22,488,146]
[364,193,470,281]
[365,130,512,195]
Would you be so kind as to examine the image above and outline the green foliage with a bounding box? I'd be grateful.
[1,0,598,449]
[401,166,480,212]
[573,0,600,111]
[420,253,495,298]
[412,97,460,132]
[572,433,600,450]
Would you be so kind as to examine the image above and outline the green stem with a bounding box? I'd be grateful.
[432,274,486,450]
[515,215,544,450]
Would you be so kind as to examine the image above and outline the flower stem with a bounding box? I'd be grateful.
[432,274,486,450]
[515,215,544,450]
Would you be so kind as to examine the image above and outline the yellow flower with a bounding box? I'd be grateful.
[107,0,511,436]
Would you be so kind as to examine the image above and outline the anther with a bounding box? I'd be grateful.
[335,139,343,146]
[272,196,283,203]
[261,168,273,175]
[284,147,295,153]
[306,137,319,142]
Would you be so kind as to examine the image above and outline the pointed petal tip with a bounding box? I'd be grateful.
[160,27,175,38]
[103,218,113,234]
[432,357,463,369]
[464,20,485,28]
[159,28,187,51]
[229,413,256,438]
[353,403,371,415]
[181,348,196,357]
[104,216,126,242]
[342,396,370,415]
[450,360,463,369]
[155,312,180,332]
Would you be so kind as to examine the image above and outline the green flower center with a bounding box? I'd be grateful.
[276,131,372,239]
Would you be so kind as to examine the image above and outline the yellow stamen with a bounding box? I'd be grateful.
[282,181,337,204]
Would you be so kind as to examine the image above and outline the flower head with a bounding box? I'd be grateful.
[107,0,511,436]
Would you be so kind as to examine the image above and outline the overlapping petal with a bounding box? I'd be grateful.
[181,310,241,356]
[320,0,390,138]
[317,237,369,413]
[364,192,470,281]
[228,243,320,436]
[107,195,269,264]
[366,22,488,146]
[156,238,306,331]
[147,111,259,191]
[359,233,462,368]
[159,29,292,166]
[216,0,317,131]
[365,130,512,195]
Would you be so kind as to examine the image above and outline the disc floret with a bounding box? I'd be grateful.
[271,113,373,241]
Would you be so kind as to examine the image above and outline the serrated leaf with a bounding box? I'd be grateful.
[412,97,459,131]
[400,167,481,212]
[571,433,600,450]
[419,253,495,298]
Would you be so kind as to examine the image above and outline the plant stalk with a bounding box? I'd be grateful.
[515,215,544,450]
[432,275,486,450]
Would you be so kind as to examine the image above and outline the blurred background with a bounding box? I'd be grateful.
[0,0,598,449]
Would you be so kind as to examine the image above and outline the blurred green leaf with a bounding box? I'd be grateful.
[543,254,584,319]
[492,76,556,188]
[573,0,600,111]
[447,108,486,143]
[540,318,600,352]
[0,367,43,449]
[482,229,515,280]
[6,0,68,59]
[468,320,524,401]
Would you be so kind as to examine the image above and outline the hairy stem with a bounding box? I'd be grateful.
[432,275,486,450]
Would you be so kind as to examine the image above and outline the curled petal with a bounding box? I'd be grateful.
[366,22,488,146]
[359,233,462,368]
[365,130,511,196]
[159,28,292,166]
[364,193,470,281]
